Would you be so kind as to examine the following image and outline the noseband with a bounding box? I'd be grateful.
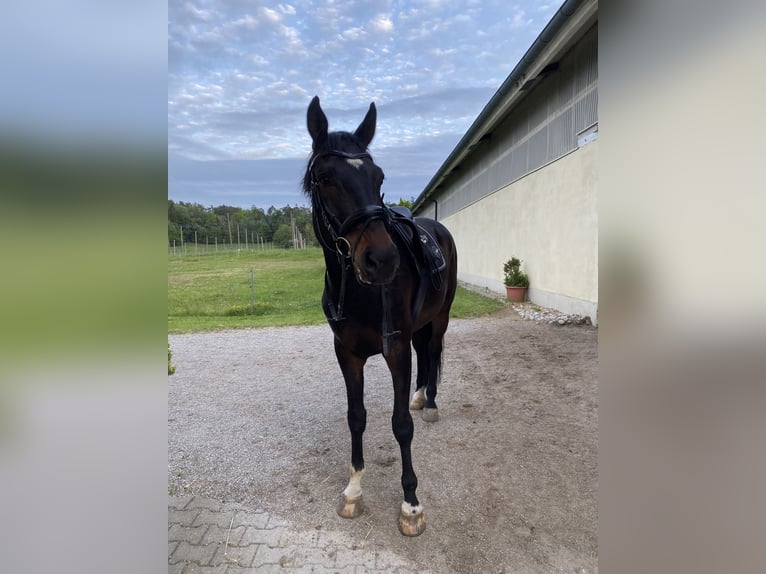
[308,150,391,255]
[309,149,400,335]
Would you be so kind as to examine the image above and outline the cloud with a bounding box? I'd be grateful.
[167,0,567,207]
[372,14,394,33]
[511,9,533,29]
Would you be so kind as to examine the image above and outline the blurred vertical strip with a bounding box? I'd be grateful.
[601,1,766,573]
[0,2,168,573]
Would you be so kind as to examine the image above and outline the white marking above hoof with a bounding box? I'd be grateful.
[409,387,426,410]
[400,501,423,516]
[342,465,365,498]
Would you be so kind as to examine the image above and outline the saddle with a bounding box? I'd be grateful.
[321,203,448,357]
[387,206,447,320]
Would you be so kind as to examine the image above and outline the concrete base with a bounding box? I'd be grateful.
[458,274,598,325]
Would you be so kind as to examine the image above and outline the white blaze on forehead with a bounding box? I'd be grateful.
[346,158,364,169]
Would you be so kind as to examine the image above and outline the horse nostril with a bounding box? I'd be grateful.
[361,245,398,283]
[364,249,379,271]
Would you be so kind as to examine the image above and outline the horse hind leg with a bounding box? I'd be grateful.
[420,357,441,422]
[422,320,448,423]
[409,325,430,411]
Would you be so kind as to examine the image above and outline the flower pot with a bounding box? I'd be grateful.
[505,286,528,302]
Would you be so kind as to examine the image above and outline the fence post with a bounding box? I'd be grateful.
[250,268,255,314]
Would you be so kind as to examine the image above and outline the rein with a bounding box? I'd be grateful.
[308,149,394,324]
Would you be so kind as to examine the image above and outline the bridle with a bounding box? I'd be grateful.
[307,149,392,258]
[308,149,399,340]
[307,147,444,357]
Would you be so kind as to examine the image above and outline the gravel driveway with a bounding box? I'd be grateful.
[169,307,598,572]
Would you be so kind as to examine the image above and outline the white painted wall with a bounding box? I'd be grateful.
[443,140,598,322]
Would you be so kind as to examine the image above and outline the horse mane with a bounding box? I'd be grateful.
[301,131,369,197]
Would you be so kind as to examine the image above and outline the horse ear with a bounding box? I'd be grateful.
[354,102,376,149]
[307,96,328,151]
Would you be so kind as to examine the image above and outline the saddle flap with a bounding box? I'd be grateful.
[416,226,447,279]
[388,210,446,289]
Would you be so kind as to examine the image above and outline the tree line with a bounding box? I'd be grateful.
[168,197,415,250]
[168,201,316,249]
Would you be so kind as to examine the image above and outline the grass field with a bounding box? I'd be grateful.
[168,247,503,333]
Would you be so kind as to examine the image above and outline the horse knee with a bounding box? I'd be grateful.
[391,412,414,443]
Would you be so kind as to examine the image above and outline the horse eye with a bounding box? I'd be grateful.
[317,173,333,186]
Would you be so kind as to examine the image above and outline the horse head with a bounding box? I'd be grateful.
[304,96,400,285]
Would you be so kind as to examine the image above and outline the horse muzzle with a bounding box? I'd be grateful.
[355,242,400,285]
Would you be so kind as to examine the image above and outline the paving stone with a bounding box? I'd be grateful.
[193,509,237,528]
[170,541,218,566]
[226,565,282,574]
[169,495,195,510]
[300,566,356,574]
[185,497,224,512]
[181,565,228,574]
[238,525,286,547]
[265,514,289,528]
[167,496,428,574]
[169,508,202,526]
[169,523,210,544]
[210,542,258,568]
[200,524,246,546]
[251,544,298,569]
[230,510,270,529]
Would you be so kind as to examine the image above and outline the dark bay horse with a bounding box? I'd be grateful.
[303,96,457,536]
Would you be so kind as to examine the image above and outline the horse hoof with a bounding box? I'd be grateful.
[422,408,439,422]
[337,494,364,518]
[409,394,426,410]
[398,503,426,536]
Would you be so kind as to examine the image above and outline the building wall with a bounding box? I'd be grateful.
[431,24,597,221]
[443,139,598,322]
[417,23,598,322]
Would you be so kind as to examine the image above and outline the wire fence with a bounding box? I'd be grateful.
[167,238,276,256]
[169,218,310,256]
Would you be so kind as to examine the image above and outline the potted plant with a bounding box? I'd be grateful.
[503,257,529,302]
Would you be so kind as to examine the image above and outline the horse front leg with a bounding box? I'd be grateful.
[385,340,426,536]
[334,340,367,519]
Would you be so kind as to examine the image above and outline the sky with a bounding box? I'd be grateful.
[168,0,564,210]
